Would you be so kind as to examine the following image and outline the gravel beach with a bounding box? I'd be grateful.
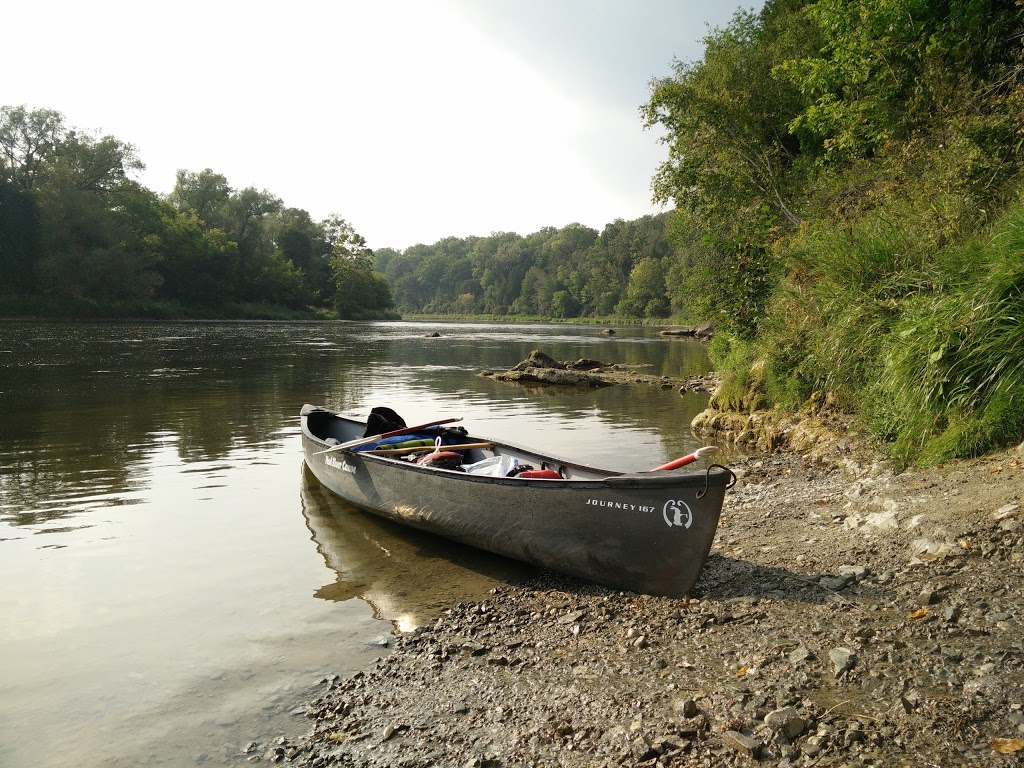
[256,445,1023,767]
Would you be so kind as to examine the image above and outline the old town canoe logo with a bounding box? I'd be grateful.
[662,499,693,529]
[325,455,358,474]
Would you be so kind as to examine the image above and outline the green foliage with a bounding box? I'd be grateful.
[0,179,41,293]
[780,0,1024,165]
[331,253,396,320]
[647,0,1024,462]
[707,333,762,412]
[155,209,239,306]
[375,217,676,320]
[863,207,1024,461]
[643,1,818,333]
[0,106,386,320]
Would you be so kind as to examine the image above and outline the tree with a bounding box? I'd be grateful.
[617,257,669,317]
[0,105,65,190]
[169,169,231,222]
[155,207,240,307]
[0,179,41,293]
[331,253,395,319]
[324,214,394,319]
[54,132,144,193]
[642,1,817,331]
[779,0,1024,164]
[643,3,815,229]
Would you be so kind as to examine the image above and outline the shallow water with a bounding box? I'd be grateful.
[0,320,713,766]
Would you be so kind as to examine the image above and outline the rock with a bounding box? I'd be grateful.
[829,647,856,676]
[659,323,715,340]
[994,503,1020,520]
[557,609,586,624]
[819,575,852,591]
[722,729,762,758]
[674,698,699,718]
[837,564,869,581]
[481,348,705,389]
[511,349,564,371]
[789,645,813,664]
[568,358,605,371]
[765,707,807,739]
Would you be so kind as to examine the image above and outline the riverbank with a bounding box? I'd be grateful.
[261,444,1023,767]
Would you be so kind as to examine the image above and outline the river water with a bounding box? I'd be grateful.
[0,320,714,767]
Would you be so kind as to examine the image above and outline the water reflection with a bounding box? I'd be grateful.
[1,320,715,528]
[300,465,535,631]
[0,319,721,768]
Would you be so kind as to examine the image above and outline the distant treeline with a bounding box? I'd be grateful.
[0,103,688,322]
[374,214,684,318]
[0,107,395,319]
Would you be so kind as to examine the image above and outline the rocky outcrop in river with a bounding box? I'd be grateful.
[480,349,717,393]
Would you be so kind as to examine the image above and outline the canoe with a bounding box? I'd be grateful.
[300,404,735,597]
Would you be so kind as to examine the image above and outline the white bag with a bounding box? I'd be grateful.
[463,456,519,477]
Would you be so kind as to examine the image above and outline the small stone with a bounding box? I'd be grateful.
[557,610,586,624]
[675,698,699,718]
[802,741,822,758]
[819,575,852,591]
[994,503,1020,520]
[789,645,813,664]
[837,564,870,581]
[829,647,856,676]
[765,706,806,739]
[722,729,762,758]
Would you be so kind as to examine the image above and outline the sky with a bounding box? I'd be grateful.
[4,1,756,251]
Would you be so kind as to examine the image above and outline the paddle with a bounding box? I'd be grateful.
[314,417,463,455]
[651,446,719,471]
[369,441,494,456]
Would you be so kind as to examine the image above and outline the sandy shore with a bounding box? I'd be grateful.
[251,443,1023,767]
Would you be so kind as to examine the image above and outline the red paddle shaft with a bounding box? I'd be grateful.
[652,446,719,471]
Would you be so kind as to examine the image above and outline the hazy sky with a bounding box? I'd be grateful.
[4,1,755,250]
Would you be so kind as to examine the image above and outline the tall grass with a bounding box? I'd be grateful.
[711,196,1024,462]
[868,209,1024,461]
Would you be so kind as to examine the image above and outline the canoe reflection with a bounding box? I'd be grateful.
[299,464,536,631]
